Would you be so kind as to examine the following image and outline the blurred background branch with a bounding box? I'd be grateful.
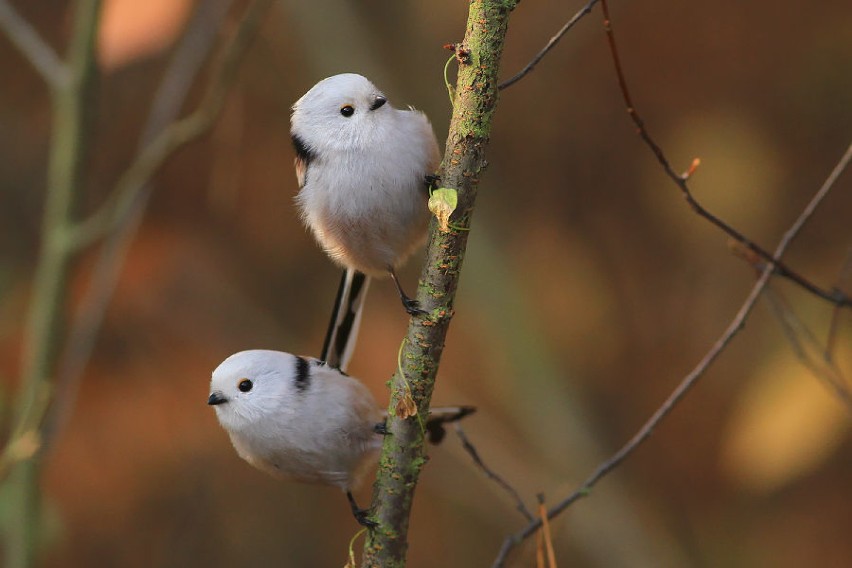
[489,1,852,561]
[493,136,852,566]
[43,0,234,463]
[600,0,850,309]
[0,0,849,566]
[1,2,101,566]
[497,0,598,91]
[0,1,272,566]
[454,423,534,522]
[0,0,68,88]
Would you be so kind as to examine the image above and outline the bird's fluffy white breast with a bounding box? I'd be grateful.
[213,355,383,489]
[295,108,439,274]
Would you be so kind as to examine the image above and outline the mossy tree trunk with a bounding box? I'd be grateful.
[362,1,518,565]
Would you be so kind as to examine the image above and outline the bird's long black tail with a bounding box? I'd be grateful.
[321,268,370,372]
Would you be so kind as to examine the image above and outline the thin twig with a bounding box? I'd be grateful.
[0,0,271,481]
[491,142,852,568]
[762,285,852,413]
[826,246,852,362]
[454,423,534,522]
[66,0,273,250]
[0,0,69,88]
[2,2,101,565]
[600,0,851,309]
[776,143,852,254]
[498,0,598,91]
[41,0,235,456]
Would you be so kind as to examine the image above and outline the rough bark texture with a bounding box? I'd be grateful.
[362,1,518,565]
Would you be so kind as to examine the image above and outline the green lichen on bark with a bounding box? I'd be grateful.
[362,0,517,566]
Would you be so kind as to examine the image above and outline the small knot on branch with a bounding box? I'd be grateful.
[681,157,701,180]
[444,42,472,64]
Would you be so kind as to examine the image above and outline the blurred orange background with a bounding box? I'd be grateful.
[1,0,850,566]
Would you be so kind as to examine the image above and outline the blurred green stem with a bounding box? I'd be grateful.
[0,1,270,565]
[3,1,101,566]
[362,1,517,565]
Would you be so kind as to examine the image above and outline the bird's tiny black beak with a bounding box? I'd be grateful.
[207,392,227,406]
[369,95,387,111]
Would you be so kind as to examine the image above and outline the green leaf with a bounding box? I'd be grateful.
[428,188,458,233]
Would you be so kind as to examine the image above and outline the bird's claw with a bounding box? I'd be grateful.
[354,509,379,528]
[402,298,428,317]
[425,173,441,190]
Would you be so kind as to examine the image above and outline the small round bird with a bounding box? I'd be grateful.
[208,349,474,526]
[291,74,440,324]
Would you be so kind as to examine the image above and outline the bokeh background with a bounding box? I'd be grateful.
[1,0,851,566]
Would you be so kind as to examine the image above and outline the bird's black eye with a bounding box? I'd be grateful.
[238,379,253,393]
[340,105,355,117]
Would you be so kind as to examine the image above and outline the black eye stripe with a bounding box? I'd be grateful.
[238,379,253,392]
[294,356,311,392]
[291,134,315,164]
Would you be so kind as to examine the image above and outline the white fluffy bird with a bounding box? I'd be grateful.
[208,349,473,526]
[290,74,441,370]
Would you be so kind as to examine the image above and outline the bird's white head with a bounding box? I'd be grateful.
[291,73,392,154]
[208,350,306,433]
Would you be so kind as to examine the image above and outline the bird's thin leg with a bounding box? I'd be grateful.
[388,267,427,316]
[346,491,378,528]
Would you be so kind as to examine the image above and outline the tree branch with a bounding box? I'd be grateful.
[41,0,235,457]
[0,6,271,566]
[454,424,534,522]
[492,140,852,567]
[7,0,100,473]
[762,284,852,413]
[0,0,69,88]
[362,1,518,565]
[498,0,598,91]
[1,2,101,566]
[65,0,273,250]
[600,0,850,309]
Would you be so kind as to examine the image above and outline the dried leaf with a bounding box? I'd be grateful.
[538,497,557,567]
[395,391,418,420]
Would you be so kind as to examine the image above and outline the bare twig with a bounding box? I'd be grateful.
[762,285,852,413]
[2,3,101,566]
[775,143,852,257]
[826,246,852,361]
[600,0,851,309]
[498,0,598,91]
[730,140,852,411]
[66,0,273,250]
[5,0,101,475]
[454,423,534,522]
[42,0,235,456]
[0,0,69,88]
[0,0,271,479]
[492,142,852,568]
